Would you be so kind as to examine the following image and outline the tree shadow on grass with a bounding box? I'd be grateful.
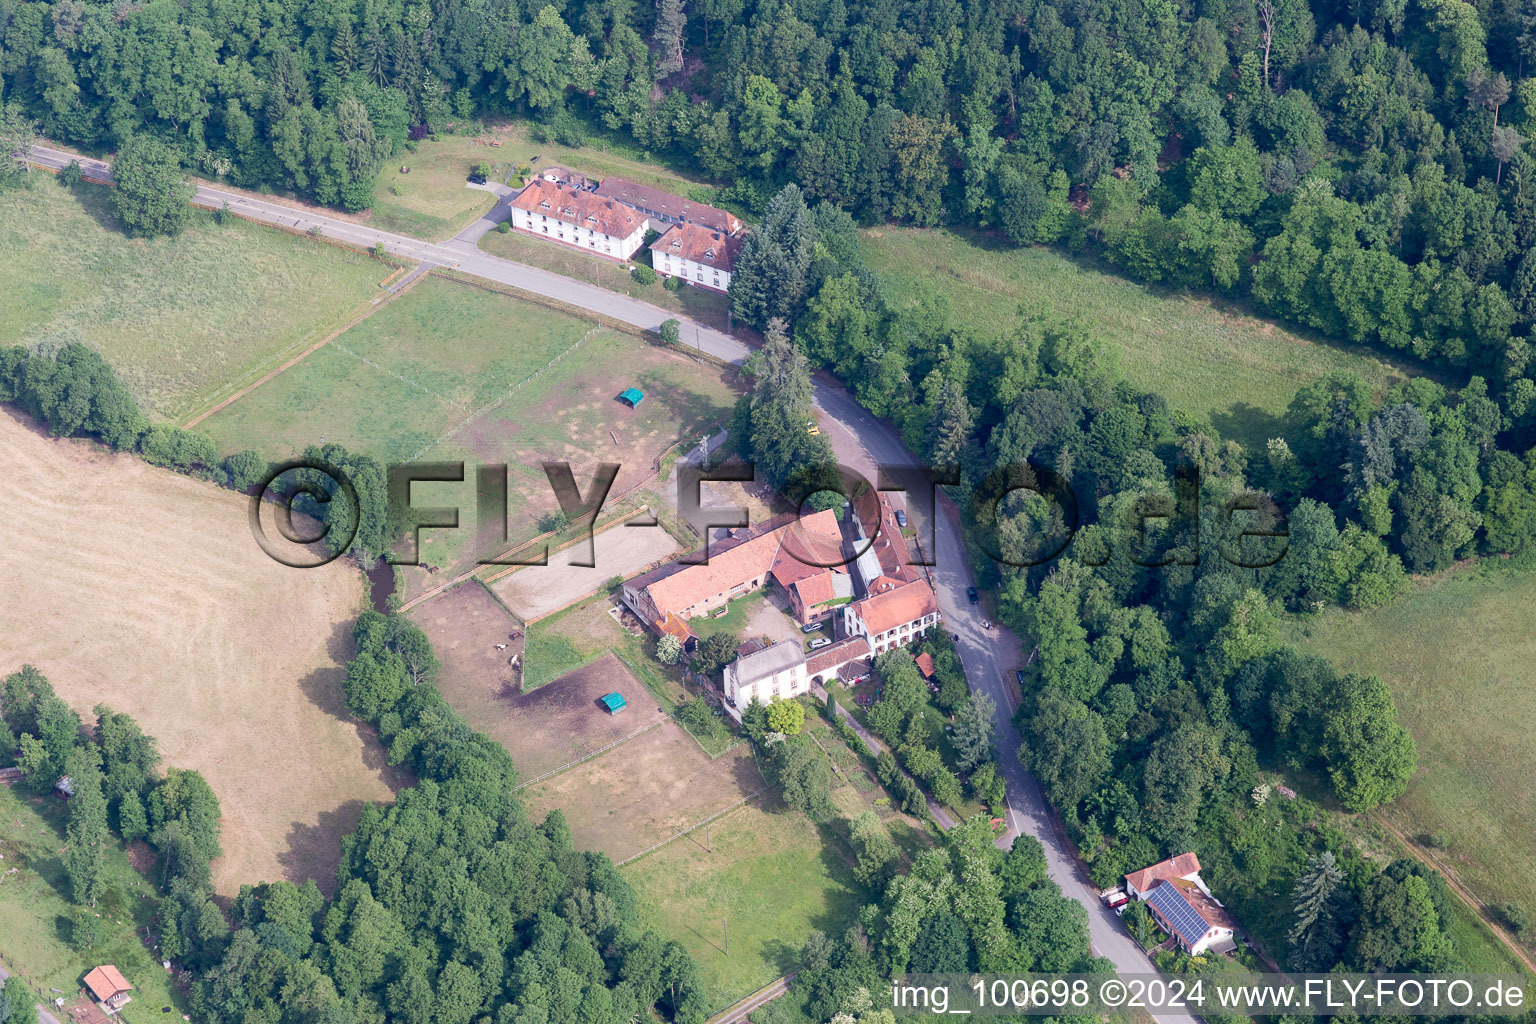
[1209,402,1287,450]
[277,798,380,897]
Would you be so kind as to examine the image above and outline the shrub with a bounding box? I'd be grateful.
[496,220,510,233]
[538,508,569,533]
[766,696,805,735]
[656,634,684,665]
[1495,902,1530,938]
[372,241,387,257]
[221,449,267,492]
[59,159,83,187]
[658,318,681,345]
[663,275,683,291]
[632,264,658,286]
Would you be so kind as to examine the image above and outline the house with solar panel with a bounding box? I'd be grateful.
[1125,853,1237,955]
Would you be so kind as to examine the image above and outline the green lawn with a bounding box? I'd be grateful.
[371,136,503,239]
[1285,565,1536,951]
[623,797,869,1012]
[0,176,385,422]
[0,786,187,1024]
[197,274,597,463]
[861,226,1427,448]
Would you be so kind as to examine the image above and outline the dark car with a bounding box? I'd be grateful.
[1015,670,1027,686]
[894,508,908,528]
[467,173,488,184]
[966,586,979,604]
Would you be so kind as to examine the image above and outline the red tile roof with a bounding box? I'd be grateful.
[1125,851,1202,894]
[640,510,841,619]
[594,177,743,235]
[855,579,938,635]
[806,636,871,676]
[84,966,132,1002]
[915,652,936,678]
[511,179,642,239]
[650,223,741,272]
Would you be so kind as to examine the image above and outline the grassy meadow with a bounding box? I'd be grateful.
[623,797,869,1011]
[861,227,1426,447]
[198,274,739,583]
[0,176,386,423]
[1286,565,1536,949]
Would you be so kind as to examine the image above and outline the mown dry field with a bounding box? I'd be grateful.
[0,408,405,895]
[518,722,763,863]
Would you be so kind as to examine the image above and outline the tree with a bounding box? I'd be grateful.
[0,107,37,186]
[651,0,686,78]
[690,632,739,676]
[1016,689,1110,810]
[111,136,194,237]
[1321,673,1416,811]
[655,634,684,665]
[770,734,833,818]
[765,696,805,735]
[1492,125,1524,185]
[64,746,110,906]
[847,810,898,889]
[950,693,996,773]
[734,318,832,489]
[658,318,681,345]
[1289,852,1347,969]
[729,185,816,329]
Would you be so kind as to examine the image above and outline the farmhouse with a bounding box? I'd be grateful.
[723,640,809,709]
[1124,851,1204,899]
[622,496,939,718]
[650,223,740,293]
[83,965,133,1012]
[620,510,843,625]
[1125,852,1237,956]
[508,179,648,261]
[592,176,744,236]
[1143,878,1237,955]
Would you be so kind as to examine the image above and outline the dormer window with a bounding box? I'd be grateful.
[538,201,551,210]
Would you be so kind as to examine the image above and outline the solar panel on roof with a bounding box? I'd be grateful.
[1147,883,1208,945]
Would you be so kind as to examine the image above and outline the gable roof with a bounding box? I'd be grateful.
[650,223,741,272]
[1146,878,1234,947]
[854,579,938,635]
[915,652,936,678]
[510,179,641,239]
[593,177,743,235]
[639,510,842,619]
[1125,851,1202,894]
[806,636,871,676]
[729,640,805,687]
[84,966,132,1001]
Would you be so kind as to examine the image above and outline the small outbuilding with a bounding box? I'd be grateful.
[83,965,133,1012]
[617,387,645,408]
[599,692,628,715]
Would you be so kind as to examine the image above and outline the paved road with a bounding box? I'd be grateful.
[25,143,1191,1021]
[0,963,65,1024]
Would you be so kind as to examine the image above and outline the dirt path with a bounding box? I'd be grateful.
[706,974,795,1024]
[1371,812,1536,975]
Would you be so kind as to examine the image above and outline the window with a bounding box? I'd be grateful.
[542,226,548,233]
[590,240,596,247]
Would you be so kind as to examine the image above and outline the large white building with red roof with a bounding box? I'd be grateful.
[507,179,649,261]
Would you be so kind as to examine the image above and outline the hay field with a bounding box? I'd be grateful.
[0,177,384,422]
[0,409,406,895]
